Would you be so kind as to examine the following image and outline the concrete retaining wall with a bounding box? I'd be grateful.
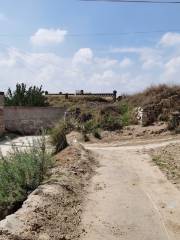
[4,107,66,135]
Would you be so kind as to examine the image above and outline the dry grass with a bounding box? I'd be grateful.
[47,95,109,108]
[49,85,180,131]
[122,84,180,108]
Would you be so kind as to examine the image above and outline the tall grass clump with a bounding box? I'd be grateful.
[92,129,101,139]
[119,102,134,126]
[102,115,122,131]
[0,137,52,220]
[50,121,69,153]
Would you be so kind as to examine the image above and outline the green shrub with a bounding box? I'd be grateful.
[5,83,48,106]
[0,137,52,219]
[101,115,122,131]
[82,132,90,142]
[119,103,129,115]
[119,103,133,126]
[83,119,98,133]
[50,121,68,153]
[121,111,131,126]
[93,129,101,139]
[82,108,123,132]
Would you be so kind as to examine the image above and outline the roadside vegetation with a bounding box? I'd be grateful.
[49,84,180,146]
[47,95,108,108]
[0,136,52,220]
[121,84,180,108]
[5,83,48,106]
[50,121,70,153]
[118,84,180,128]
[50,101,134,145]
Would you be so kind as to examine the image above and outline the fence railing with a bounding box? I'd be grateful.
[45,90,117,101]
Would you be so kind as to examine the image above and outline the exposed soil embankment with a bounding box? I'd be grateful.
[86,123,170,144]
[0,144,97,240]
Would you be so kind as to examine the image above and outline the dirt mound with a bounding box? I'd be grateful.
[0,144,97,240]
[96,123,169,143]
[121,84,180,125]
[66,131,84,145]
[125,84,180,108]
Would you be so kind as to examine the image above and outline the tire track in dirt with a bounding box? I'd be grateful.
[80,139,180,240]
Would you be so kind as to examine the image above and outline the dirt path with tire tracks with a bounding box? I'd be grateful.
[80,139,180,240]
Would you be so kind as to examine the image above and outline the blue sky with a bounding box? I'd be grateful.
[0,0,180,93]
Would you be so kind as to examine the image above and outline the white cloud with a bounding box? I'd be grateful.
[2,32,180,94]
[162,56,180,83]
[31,28,67,46]
[72,48,93,65]
[141,51,163,70]
[0,48,135,93]
[94,58,118,68]
[90,70,116,86]
[160,32,180,47]
[112,47,163,70]
[111,47,148,54]
[119,58,133,68]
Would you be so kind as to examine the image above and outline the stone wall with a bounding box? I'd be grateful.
[0,92,4,135]
[136,105,163,126]
[141,104,161,126]
[4,107,66,135]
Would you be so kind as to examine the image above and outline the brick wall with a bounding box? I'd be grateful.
[0,93,4,135]
[4,107,66,135]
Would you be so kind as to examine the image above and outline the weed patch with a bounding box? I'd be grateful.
[93,129,101,139]
[50,121,69,154]
[0,137,52,220]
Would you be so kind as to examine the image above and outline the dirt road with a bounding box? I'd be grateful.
[81,139,180,240]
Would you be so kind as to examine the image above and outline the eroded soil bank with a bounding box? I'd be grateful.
[151,143,180,190]
[0,144,97,240]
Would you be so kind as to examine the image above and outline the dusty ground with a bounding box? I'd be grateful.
[151,143,180,190]
[100,122,170,143]
[80,138,180,240]
[66,123,171,146]
[0,143,97,240]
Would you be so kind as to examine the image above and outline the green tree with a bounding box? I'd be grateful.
[5,83,48,106]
